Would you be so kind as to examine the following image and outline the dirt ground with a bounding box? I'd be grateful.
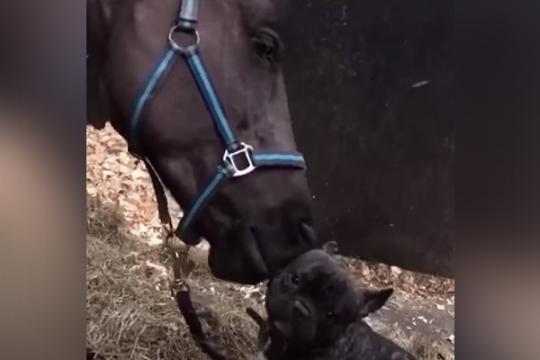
[86,125,455,360]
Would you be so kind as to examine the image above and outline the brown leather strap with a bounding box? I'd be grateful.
[143,157,173,232]
[173,280,228,360]
[143,157,192,284]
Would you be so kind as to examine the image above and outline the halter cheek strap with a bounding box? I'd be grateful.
[129,0,306,244]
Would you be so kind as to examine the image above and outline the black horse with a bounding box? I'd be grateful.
[87,0,317,284]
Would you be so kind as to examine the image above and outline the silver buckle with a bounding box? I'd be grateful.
[223,142,256,177]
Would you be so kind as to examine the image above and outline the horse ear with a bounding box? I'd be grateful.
[321,241,339,255]
[357,288,393,318]
[87,0,114,129]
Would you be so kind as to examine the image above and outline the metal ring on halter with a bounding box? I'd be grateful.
[168,25,200,54]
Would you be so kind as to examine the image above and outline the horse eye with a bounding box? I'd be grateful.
[327,311,336,318]
[252,30,280,61]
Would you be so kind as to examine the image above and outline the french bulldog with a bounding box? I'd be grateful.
[261,249,416,360]
[174,246,416,360]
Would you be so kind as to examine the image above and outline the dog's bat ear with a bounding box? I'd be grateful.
[321,241,339,255]
[357,288,393,317]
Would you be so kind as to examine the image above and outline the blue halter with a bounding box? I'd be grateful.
[128,0,306,243]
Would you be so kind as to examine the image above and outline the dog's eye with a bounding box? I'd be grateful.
[252,29,281,62]
[327,311,336,319]
[288,273,301,287]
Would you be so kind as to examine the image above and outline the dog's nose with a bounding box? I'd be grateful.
[292,299,311,319]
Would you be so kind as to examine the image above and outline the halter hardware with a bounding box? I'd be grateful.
[168,26,200,54]
[128,0,307,243]
[223,142,256,177]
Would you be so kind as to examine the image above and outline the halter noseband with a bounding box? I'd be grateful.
[128,0,307,243]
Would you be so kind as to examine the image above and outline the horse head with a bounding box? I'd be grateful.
[88,0,317,284]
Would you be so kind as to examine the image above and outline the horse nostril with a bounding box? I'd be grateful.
[292,299,311,320]
[299,222,317,247]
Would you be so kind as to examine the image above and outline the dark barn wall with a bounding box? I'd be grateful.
[281,0,454,277]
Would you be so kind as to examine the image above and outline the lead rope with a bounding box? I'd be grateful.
[144,161,226,357]
[142,158,190,294]
[143,159,221,357]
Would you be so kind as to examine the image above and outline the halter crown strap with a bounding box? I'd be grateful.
[129,0,307,243]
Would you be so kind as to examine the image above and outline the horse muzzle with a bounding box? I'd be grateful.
[207,215,317,284]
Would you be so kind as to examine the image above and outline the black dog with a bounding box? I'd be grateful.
[261,249,416,360]
[175,248,416,360]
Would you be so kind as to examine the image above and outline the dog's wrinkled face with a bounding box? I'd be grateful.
[266,249,393,350]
